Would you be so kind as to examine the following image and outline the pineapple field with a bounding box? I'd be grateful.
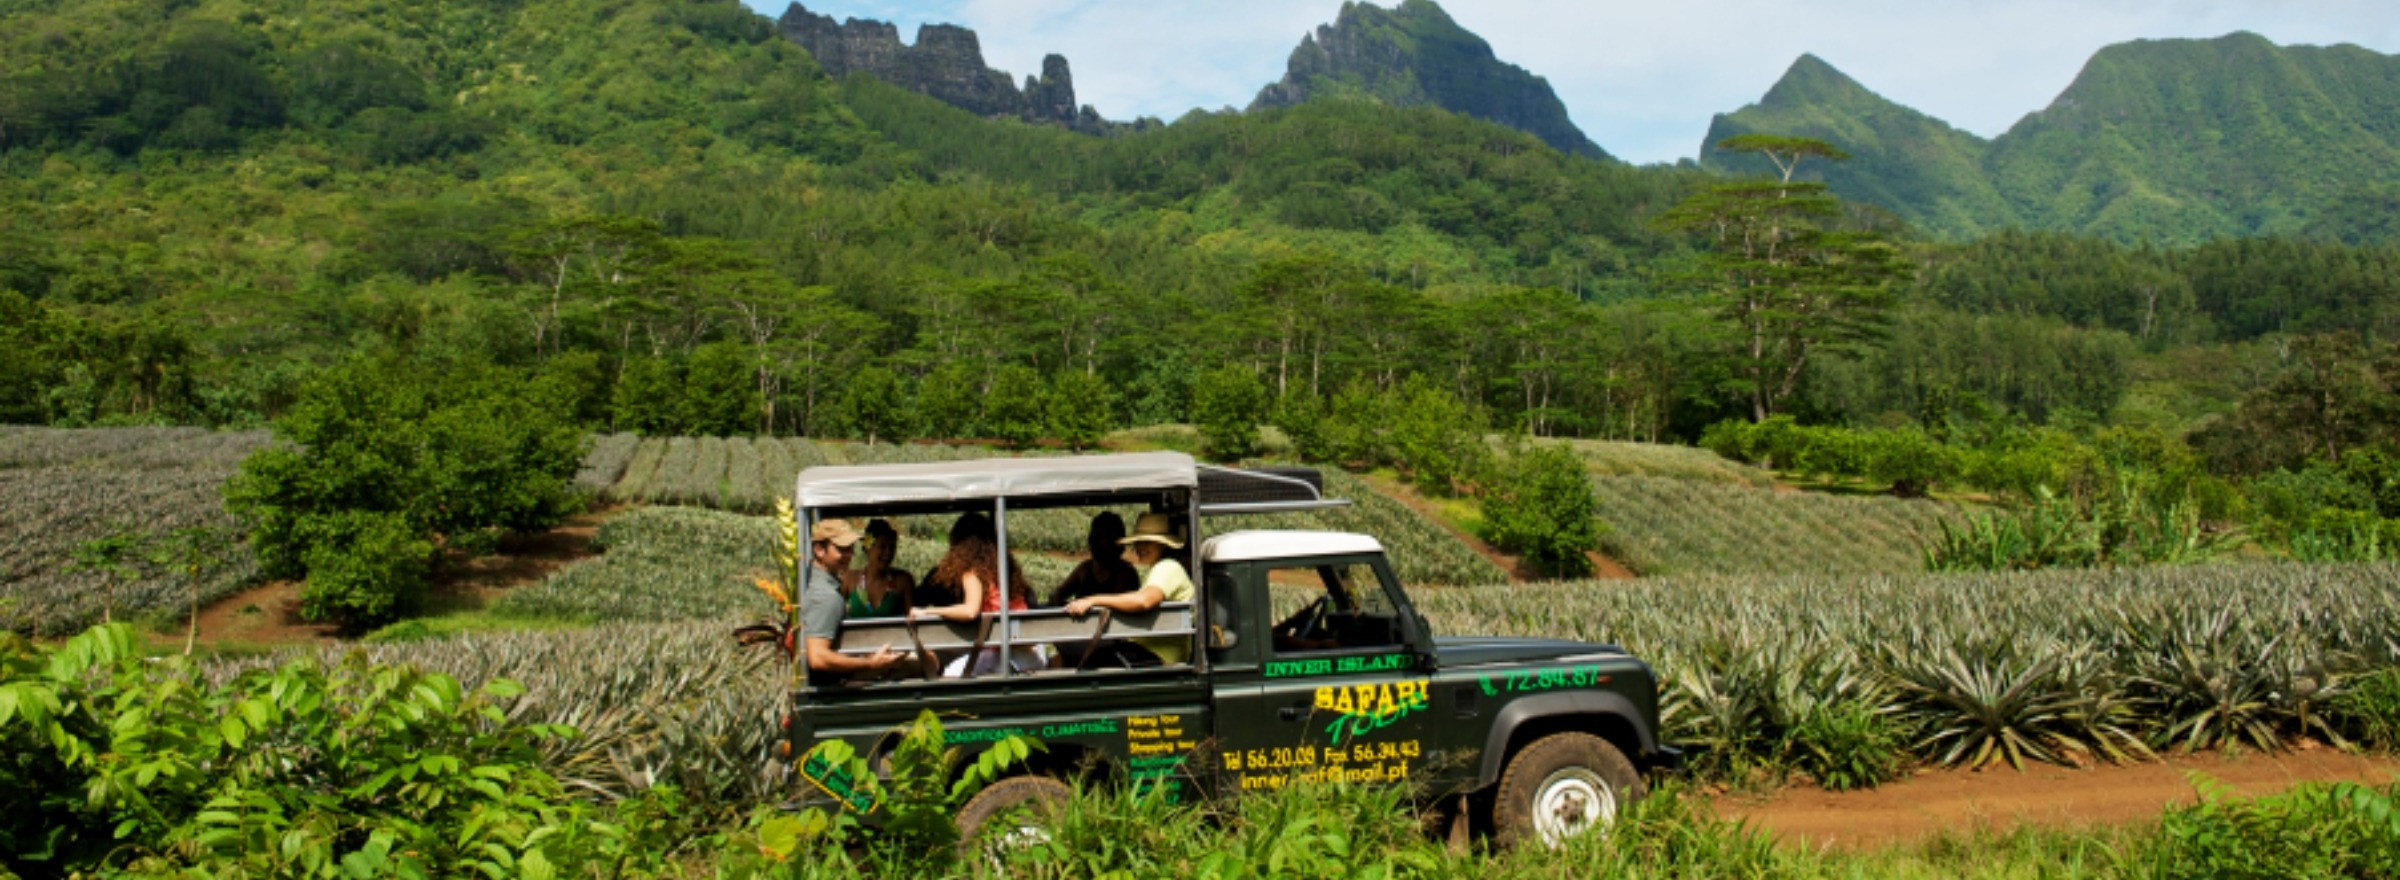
[1415,562,2400,783]
[0,427,268,635]
[1560,438,1778,487]
[1590,474,1961,576]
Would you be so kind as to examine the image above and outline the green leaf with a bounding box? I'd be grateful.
[519,848,556,880]
[221,715,247,749]
[482,677,525,699]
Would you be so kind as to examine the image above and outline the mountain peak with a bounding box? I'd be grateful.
[775,2,1107,133]
[1759,54,1867,109]
[1252,0,1609,160]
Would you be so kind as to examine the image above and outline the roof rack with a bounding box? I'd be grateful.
[1196,465,1350,516]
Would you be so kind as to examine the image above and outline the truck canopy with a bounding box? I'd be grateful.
[797,452,1198,515]
[795,452,1345,517]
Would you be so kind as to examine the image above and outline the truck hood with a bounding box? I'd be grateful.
[1432,636,1630,669]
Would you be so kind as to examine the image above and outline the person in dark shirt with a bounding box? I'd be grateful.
[1048,512,1140,607]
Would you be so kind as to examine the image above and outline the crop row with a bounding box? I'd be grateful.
[1,428,269,635]
[0,425,268,471]
[1558,438,1776,487]
[598,437,997,514]
[1591,474,1958,576]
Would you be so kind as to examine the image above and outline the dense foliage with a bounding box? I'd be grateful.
[1476,441,1603,578]
[225,354,585,626]
[0,624,699,878]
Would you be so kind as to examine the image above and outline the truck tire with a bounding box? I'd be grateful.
[1492,732,1643,850]
[954,775,1072,858]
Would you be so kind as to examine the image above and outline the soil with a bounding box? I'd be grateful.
[185,507,616,648]
[1710,746,2400,850]
[1358,472,1636,582]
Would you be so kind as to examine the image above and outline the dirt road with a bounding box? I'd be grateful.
[1712,747,2400,849]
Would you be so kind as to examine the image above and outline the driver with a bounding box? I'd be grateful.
[1272,597,1342,652]
[1062,513,1193,665]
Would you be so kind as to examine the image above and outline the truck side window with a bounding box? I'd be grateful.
[1268,563,1399,654]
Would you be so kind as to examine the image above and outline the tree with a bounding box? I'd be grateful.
[1659,136,1908,422]
[1269,388,1331,462]
[1190,366,1268,461]
[683,341,758,437]
[1388,376,1489,496]
[833,365,912,444]
[611,355,682,434]
[66,525,148,625]
[2193,332,2399,474]
[225,354,585,628]
[985,364,1047,450]
[1478,442,1604,579]
[150,525,234,655]
[917,362,984,441]
[506,215,666,358]
[1047,369,1115,451]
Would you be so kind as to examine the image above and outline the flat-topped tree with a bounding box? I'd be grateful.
[1661,135,1906,423]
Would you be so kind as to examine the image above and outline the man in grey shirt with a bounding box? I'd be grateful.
[801,518,907,680]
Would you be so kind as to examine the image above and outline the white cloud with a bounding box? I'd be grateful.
[747,1,2400,164]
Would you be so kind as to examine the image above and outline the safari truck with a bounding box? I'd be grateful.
[778,452,1674,848]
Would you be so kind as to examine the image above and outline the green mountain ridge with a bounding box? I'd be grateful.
[1709,34,2400,243]
[1251,0,1609,161]
[1701,54,2017,237]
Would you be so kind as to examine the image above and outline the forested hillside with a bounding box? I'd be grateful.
[0,0,2393,472]
[1708,33,2400,244]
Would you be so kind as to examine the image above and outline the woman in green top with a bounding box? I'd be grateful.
[844,519,914,619]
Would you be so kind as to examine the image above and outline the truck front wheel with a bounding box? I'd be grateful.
[955,775,1072,858]
[1493,732,1643,849]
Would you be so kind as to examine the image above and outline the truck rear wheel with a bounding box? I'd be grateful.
[1493,732,1643,849]
[955,775,1072,858]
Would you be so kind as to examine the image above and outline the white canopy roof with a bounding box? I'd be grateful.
[795,451,1197,509]
[1203,530,1384,562]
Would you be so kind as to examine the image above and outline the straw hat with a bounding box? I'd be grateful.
[810,518,862,548]
[1118,512,1184,550]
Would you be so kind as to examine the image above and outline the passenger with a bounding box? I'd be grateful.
[843,519,913,619]
[799,519,907,681]
[913,519,1047,675]
[1061,513,1193,666]
[910,512,986,609]
[1048,512,1140,607]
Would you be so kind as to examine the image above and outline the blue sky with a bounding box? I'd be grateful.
[743,1,2400,165]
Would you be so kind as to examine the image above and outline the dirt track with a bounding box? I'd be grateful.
[1712,746,2400,849]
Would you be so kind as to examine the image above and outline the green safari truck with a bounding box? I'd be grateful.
[780,452,1674,848]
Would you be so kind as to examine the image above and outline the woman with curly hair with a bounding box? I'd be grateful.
[913,516,1045,675]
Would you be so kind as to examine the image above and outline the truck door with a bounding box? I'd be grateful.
[1212,556,1437,794]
